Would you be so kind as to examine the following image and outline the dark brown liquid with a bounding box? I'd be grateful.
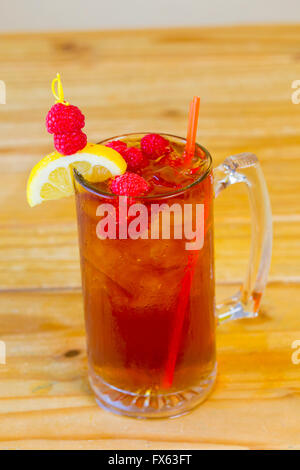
[75,135,216,394]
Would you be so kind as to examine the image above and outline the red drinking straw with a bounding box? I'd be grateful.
[184,96,200,165]
[162,254,198,388]
[162,97,201,388]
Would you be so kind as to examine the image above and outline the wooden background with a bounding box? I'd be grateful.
[0,24,299,450]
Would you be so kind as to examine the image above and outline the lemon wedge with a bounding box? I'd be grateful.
[26,143,127,207]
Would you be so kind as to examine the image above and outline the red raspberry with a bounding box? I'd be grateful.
[46,103,85,134]
[123,147,148,172]
[105,143,148,171]
[110,172,150,196]
[105,140,127,154]
[54,131,87,155]
[141,133,170,159]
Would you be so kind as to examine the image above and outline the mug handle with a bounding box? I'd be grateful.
[213,153,272,323]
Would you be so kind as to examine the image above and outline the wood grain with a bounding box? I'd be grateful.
[0,24,299,450]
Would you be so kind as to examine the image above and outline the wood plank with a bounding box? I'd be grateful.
[0,24,299,450]
[0,218,299,289]
[0,285,299,449]
[0,396,298,450]
[0,439,247,450]
[0,439,248,450]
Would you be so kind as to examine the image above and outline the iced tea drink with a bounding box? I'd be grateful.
[27,78,272,418]
[74,133,216,417]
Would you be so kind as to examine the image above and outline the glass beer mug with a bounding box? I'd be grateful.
[74,134,272,418]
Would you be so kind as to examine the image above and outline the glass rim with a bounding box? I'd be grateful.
[73,132,212,200]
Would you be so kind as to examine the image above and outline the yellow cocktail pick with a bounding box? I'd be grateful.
[51,73,69,105]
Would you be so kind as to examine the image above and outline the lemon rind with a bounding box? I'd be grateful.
[27,144,127,207]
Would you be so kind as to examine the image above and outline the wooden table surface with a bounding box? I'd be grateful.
[0,24,299,450]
